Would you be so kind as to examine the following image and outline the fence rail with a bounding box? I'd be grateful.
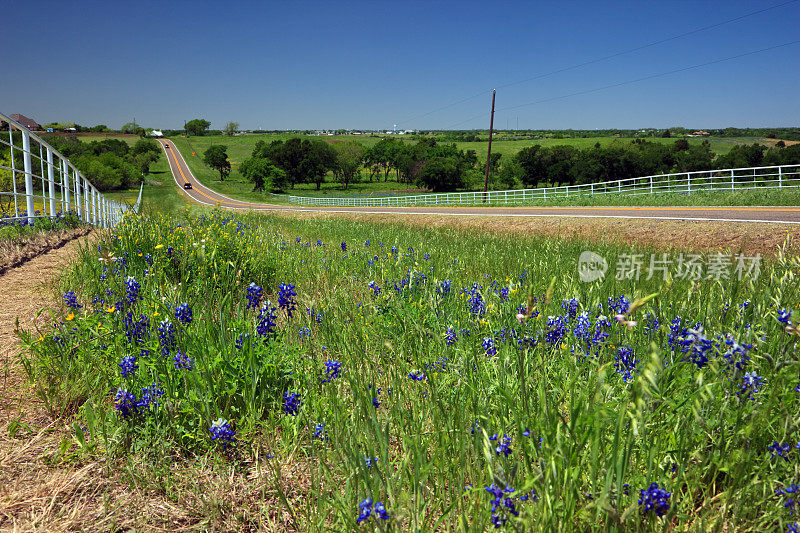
[0,111,141,227]
[271,164,800,207]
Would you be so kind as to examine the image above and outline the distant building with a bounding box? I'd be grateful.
[9,113,41,131]
[691,130,710,136]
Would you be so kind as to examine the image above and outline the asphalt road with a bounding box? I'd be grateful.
[160,140,800,224]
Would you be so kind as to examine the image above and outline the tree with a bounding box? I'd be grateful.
[203,145,231,180]
[186,118,211,136]
[120,122,145,136]
[300,140,337,190]
[333,141,365,189]
[240,157,288,192]
[224,121,239,136]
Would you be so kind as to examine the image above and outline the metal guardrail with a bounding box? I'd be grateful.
[0,111,141,227]
[272,164,800,207]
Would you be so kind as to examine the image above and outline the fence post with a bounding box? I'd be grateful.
[590,183,594,196]
[779,167,783,188]
[47,148,56,216]
[21,130,35,224]
[687,173,691,194]
[731,170,734,190]
[650,176,653,195]
[63,160,71,213]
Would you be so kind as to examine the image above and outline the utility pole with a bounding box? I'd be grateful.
[482,89,496,201]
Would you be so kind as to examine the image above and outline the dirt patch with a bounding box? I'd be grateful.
[762,138,800,147]
[269,211,798,258]
[0,227,93,276]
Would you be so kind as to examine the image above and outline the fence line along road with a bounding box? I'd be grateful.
[270,164,800,208]
[0,111,141,227]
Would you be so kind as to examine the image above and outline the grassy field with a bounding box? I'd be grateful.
[168,133,779,204]
[18,206,800,530]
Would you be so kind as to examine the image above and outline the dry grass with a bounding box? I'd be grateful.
[267,211,798,258]
[0,227,93,276]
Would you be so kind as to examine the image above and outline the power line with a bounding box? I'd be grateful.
[446,39,800,129]
[401,0,798,127]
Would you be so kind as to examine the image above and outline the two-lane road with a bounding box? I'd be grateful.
[159,140,800,224]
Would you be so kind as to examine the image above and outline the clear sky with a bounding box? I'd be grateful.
[4,0,799,130]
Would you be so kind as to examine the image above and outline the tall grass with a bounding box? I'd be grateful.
[20,209,800,530]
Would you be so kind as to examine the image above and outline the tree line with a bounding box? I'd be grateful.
[203,136,800,194]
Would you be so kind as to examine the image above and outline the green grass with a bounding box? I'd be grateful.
[20,207,800,530]
[166,134,777,204]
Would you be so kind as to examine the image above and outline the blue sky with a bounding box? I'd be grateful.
[4,0,799,130]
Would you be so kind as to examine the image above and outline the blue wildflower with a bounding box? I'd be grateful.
[407,370,426,381]
[562,297,579,319]
[321,360,342,383]
[445,326,458,346]
[466,284,486,316]
[124,276,141,305]
[114,388,138,417]
[173,350,195,370]
[779,308,793,325]
[681,327,713,368]
[313,423,329,441]
[482,337,497,357]
[209,418,236,448]
[372,387,381,409]
[257,302,278,337]
[368,281,381,297]
[174,302,192,325]
[137,382,164,410]
[438,279,452,297]
[638,482,671,517]
[119,355,138,378]
[614,345,639,382]
[357,497,373,523]
[545,315,569,345]
[489,433,513,457]
[157,319,176,355]
[235,332,250,349]
[283,391,302,416]
[374,501,390,520]
[738,371,764,400]
[246,282,263,310]
[609,295,631,314]
[485,483,519,528]
[278,283,297,319]
[769,441,793,461]
[63,291,83,310]
[341,242,347,252]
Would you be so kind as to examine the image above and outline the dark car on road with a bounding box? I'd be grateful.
[183,182,193,190]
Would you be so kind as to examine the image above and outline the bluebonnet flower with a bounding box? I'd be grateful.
[235,333,250,349]
[482,337,498,357]
[114,388,138,418]
[681,327,714,368]
[466,284,486,317]
[316,239,323,247]
[321,360,342,383]
[209,418,236,448]
[63,291,82,310]
[157,319,176,355]
[609,295,631,315]
[545,315,569,345]
[490,434,513,457]
[643,314,661,335]
[246,282,263,310]
[364,240,370,247]
[341,242,347,252]
[615,345,639,382]
[278,283,297,319]
[173,350,195,370]
[572,313,591,340]
[298,326,311,338]
[357,497,373,522]
[123,312,150,344]
[137,382,164,409]
[124,276,141,305]
[668,317,684,349]
[438,279,452,297]
[638,482,671,517]
[257,302,278,337]
[562,298,579,319]
[779,308,793,325]
[313,423,329,441]
[283,391,302,416]
[119,354,138,378]
[364,456,379,467]
[738,371,764,400]
[391,246,398,255]
[174,302,192,325]
[787,523,799,533]
[296,237,302,244]
[496,287,510,303]
[374,501,390,520]
[407,370,426,381]
[722,334,752,371]
[371,387,382,409]
[769,441,793,461]
[485,484,519,528]
[519,490,539,502]
[144,253,153,265]
[368,281,381,297]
